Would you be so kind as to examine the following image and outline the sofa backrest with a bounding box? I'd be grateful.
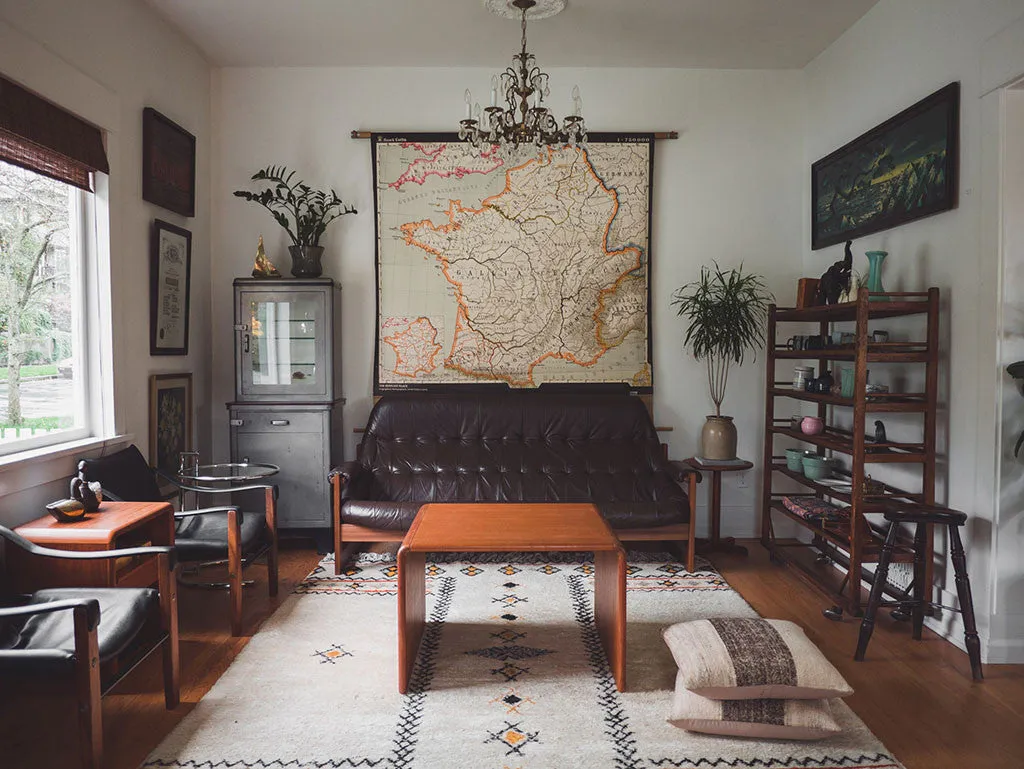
[359,393,674,504]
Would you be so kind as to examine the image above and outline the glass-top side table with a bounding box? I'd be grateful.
[178,462,279,484]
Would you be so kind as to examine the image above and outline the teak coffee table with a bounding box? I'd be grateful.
[397,502,627,694]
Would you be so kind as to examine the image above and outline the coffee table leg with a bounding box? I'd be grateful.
[397,547,426,694]
[594,547,627,691]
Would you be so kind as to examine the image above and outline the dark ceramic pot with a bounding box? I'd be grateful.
[288,245,325,278]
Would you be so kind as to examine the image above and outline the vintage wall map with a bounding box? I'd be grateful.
[373,132,653,392]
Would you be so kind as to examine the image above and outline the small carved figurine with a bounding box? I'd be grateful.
[69,476,103,512]
[251,235,282,278]
[816,240,854,305]
[874,420,887,444]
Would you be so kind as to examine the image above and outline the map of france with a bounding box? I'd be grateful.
[375,136,652,390]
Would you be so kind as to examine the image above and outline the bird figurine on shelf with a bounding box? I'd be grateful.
[251,235,281,278]
[874,420,887,444]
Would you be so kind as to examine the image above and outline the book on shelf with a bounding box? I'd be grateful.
[692,456,750,467]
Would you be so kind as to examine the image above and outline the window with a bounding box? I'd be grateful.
[0,160,94,454]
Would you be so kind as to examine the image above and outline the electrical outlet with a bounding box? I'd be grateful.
[735,472,749,489]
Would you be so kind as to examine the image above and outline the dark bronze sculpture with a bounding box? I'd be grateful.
[816,240,854,305]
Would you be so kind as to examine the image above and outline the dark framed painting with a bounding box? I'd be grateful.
[150,219,192,356]
[149,373,193,486]
[142,107,196,217]
[811,82,959,250]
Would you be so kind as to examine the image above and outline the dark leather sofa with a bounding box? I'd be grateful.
[329,393,699,573]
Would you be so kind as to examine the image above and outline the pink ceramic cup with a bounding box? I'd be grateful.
[801,416,824,435]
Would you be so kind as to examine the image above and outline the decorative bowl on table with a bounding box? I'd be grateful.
[45,498,87,523]
[801,454,833,481]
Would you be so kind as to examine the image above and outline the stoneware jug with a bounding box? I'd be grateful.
[701,415,737,460]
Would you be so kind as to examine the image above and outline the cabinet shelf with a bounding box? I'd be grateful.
[761,286,940,615]
[769,386,929,412]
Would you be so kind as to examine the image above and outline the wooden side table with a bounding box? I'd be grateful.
[683,458,753,557]
[8,501,175,591]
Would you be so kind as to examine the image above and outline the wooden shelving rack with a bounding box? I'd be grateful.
[760,287,939,615]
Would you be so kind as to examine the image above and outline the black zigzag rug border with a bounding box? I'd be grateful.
[567,574,644,769]
[646,754,901,768]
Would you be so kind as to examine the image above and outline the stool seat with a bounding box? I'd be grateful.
[884,506,967,526]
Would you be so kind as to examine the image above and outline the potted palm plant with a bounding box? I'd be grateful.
[672,263,773,460]
[234,165,357,278]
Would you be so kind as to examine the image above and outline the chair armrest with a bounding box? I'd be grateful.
[0,598,101,630]
[329,461,370,500]
[0,525,176,568]
[669,460,702,484]
[175,481,278,496]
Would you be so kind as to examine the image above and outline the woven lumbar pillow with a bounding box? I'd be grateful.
[668,674,841,740]
[662,617,853,700]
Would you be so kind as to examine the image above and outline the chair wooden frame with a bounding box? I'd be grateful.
[0,526,179,769]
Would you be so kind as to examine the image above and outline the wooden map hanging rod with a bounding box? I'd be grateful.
[349,130,678,140]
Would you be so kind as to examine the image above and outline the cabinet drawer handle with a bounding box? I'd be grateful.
[229,419,244,427]
[270,419,290,426]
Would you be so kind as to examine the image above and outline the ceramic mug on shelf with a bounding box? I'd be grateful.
[801,416,824,435]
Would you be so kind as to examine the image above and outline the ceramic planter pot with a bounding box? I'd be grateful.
[801,416,824,435]
[801,454,833,480]
[701,415,737,460]
[288,245,325,278]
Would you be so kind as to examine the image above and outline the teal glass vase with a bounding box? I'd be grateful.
[864,250,889,301]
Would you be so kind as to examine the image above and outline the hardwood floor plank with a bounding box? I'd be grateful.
[2,542,1022,768]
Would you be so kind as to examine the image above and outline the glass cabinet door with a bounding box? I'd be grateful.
[237,289,328,399]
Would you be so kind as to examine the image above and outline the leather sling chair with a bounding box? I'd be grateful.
[77,444,278,636]
[0,524,179,769]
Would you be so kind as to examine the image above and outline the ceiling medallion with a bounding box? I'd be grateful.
[460,0,587,161]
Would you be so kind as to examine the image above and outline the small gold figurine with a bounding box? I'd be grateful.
[252,235,281,278]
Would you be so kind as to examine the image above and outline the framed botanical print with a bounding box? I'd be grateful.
[149,373,193,485]
[150,219,192,355]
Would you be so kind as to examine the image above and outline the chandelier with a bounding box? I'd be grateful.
[459,0,587,159]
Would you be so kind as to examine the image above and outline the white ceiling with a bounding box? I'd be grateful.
[143,0,880,69]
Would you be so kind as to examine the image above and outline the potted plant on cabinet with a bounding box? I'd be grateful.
[672,263,773,460]
[234,165,357,278]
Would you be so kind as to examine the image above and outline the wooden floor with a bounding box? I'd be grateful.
[2,541,1023,768]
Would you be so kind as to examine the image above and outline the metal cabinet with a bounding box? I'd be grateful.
[229,278,343,537]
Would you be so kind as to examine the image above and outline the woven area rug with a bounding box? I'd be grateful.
[143,552,904,769]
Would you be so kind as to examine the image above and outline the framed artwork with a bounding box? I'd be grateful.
[811,82,959,250]
[142,107,196,217]
[149,373,193,485]
[150,219,192,356]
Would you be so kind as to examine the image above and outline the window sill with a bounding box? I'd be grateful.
[0,434,134,490]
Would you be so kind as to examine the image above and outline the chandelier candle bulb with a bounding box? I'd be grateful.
[491,75,498,106]
[465,90,472,118]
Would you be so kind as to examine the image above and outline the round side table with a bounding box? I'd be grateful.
[682,457,753,557]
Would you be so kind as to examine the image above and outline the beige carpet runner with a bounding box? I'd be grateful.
[143,552,904,768]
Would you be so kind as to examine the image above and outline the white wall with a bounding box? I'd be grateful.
[803,0,1024,661]
[211,66,806,538]
[0,0,212,526]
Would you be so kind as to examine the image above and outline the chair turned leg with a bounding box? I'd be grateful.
[855,519,898,661]
[228,509,243,636]
[949,525,984,681]
[912,522,928,641]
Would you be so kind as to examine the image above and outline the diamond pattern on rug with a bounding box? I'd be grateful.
[535,564,561,574]
[489,688,536,715]
[498,564,522,576]
[461,565,484,576]
[312,643,353,664]
[492,593,527,606]
[491,662,530,682]
[485,721,540,757]
[466,644,554,661]
[490,628,526,644]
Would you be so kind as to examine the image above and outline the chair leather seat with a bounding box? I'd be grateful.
[0,588,156,673]
[174,510,266,561]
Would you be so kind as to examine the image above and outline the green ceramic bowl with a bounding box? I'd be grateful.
[785,448,806,471]
[801,454,833,481]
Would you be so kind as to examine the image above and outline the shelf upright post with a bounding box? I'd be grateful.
[761,303,779,549]
[922,287,940,596]
[849,287,871,614]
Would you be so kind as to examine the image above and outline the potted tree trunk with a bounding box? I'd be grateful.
[672,263,773,460]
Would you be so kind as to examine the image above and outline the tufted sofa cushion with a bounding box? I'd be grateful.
[337,393,689,530]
